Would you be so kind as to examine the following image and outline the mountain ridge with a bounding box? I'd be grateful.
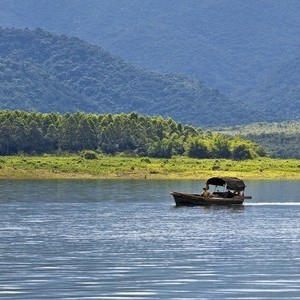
[0,27,264,126]
[235,53,300,120]
[1,0,300,96]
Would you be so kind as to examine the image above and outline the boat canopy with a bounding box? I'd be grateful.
[206,177,246,191]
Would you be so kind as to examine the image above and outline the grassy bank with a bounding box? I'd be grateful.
[0,155,299,180]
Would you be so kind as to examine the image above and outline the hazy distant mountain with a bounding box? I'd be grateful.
[1,0,300,96]
[236,54,300,120]
[0,28,264,126]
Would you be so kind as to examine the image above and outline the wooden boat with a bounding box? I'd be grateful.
[171,177,252,206]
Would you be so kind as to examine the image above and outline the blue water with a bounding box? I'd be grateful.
[0,180,299,299]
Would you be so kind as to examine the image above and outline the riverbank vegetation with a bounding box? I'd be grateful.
[0,155,299,180]
[0,111,265,160]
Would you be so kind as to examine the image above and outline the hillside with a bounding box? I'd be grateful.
[0,57,96,112]
[235,54,300,121]
[1,0,300,97]
[0,28,263,126]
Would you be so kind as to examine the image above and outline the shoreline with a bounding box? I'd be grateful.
[0,155,300,180]
[1,171,299,180]
[0,156,300,180]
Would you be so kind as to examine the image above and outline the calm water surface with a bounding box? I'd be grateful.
[0,180,300,299]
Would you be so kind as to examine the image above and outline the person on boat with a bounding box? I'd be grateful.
[201,187,211,198]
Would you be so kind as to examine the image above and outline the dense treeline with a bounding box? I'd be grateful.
[0,111,265,159]
[218,121,300,159]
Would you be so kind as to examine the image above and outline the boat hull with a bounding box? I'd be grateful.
[171,192,249,206]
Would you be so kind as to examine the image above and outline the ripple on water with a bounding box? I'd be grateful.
[0,180,300,299]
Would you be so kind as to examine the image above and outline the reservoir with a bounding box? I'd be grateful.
[0,179,299,299]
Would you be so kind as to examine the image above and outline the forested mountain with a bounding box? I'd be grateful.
[0,57,93,112]
[0,110,265,160]
[0,28,263,126]
[1,0,300,97]
[218,121,300,159]
[235,54,300,121]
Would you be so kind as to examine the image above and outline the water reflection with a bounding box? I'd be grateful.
[173,203,246,212]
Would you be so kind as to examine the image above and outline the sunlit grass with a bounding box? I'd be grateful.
[0,155,299,179]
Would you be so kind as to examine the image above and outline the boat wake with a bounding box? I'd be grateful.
[246,202,300,206]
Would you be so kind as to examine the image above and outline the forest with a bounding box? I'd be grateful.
[0,110,265,160]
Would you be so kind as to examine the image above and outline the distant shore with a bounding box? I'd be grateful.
[0,155,299,180]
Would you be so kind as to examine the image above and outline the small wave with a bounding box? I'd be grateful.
[246,202,300,206]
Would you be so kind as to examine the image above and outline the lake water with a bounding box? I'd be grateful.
[0,179,299,299]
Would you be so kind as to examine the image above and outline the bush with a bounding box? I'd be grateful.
[141,158,151,163]
[81,150,98,160]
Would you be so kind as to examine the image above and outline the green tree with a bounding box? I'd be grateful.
[147,139,172,158]
[0,119,13,155]
[232,144,253,160]
[26,120,45,153]
[187,138,209,158]
[76,117,97,150]
[59,114,78,151]
[45,124,59,152]
[211,135,231,158]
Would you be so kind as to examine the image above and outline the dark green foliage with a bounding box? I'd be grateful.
[147,140,173,159]
[231,144,253,161]
[210,135,232,159]
[186,138,209,159]
[81,150,97,160]
[0,27,263,126]
[0,110,263,159]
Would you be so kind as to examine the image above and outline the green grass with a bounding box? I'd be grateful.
[0,155,299,180]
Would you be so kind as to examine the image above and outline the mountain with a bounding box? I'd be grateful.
[0,57,96,112]
[1,0,300,96]
[0,28,264,126]
[235,54,300,121]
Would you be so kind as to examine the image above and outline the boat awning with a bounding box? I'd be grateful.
[206,177,246,191]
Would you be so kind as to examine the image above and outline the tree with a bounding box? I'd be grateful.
[45,124,59,152]
[26,120,45,153]
[232,144,253,160]
[186,138,209,158]
[76,117,97,151]
[147,139,172,158]
[211,135,231,158]
[0,119,13,155]
[59,114,78,151]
